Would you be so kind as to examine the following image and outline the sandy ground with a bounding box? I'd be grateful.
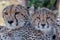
[0,1,12,26]
[0,11,6,26]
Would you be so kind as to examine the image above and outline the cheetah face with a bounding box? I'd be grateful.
[2,5,28,29]
[31,8,56,31]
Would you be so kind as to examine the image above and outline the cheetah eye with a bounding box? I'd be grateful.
[5,12,8,15]
[47,17,50,19]
[37,17,40,19]
[15,12,20,15]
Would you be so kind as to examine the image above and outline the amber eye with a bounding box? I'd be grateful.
[15,12,20,15]
[5,12,8,15]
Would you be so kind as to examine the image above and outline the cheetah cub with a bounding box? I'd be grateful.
[1,4,45,40]
[30,8,58,40]
[2,4,28,29]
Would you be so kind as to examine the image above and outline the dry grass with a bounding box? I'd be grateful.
[0,13,5,26]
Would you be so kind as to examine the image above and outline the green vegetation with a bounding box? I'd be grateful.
[28,0,56,9]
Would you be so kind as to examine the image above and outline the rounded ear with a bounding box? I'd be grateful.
[35,9,39,14]
[17,5,29,19]
[53,10,60,26]
[28,5,34,17]
[53,10,58,19]
[17,5,27,14]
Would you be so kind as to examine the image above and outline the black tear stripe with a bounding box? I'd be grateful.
[38,21,40,28]
[21,13,26,19]
[14,14,18,26]
[46,15,49,28]
[16,5,27,20]
[46,19,49,28]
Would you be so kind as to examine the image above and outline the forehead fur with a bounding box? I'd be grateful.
[3,4,27,14]
[3,5,14,12]
[38,8,53,14]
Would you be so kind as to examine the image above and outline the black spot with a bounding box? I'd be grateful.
[0,27,2,29]
[15,12,20,15]
[42,38,44,40]
[52,35,56,39]
[57,24,60,26]
[5,12,8,15]
[1,39,2,40]
[38,30,41,33]
[47,17,50,19]
[27,7,30,9]
[14,14,18,26]
[37,17,40,19]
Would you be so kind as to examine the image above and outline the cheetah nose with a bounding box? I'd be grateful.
[41,24,45,27]
[8,21,13,24]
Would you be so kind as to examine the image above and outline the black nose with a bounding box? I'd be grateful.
[41,24,45,27]
[8,21,13,24]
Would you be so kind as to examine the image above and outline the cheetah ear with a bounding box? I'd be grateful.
[17,5,28,16]
[53,10,60,26]
[36,7,40,13]
[28,5,34,17]
[2,8,6,18]
[53,10,58,19]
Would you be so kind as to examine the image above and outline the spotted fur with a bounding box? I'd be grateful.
[1,5,46,40]
[30,8,58,40]
[2,5,59,40]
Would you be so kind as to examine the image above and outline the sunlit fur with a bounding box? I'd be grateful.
[2,4,28,29]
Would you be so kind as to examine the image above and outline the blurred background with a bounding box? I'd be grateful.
[0,0,59,26]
